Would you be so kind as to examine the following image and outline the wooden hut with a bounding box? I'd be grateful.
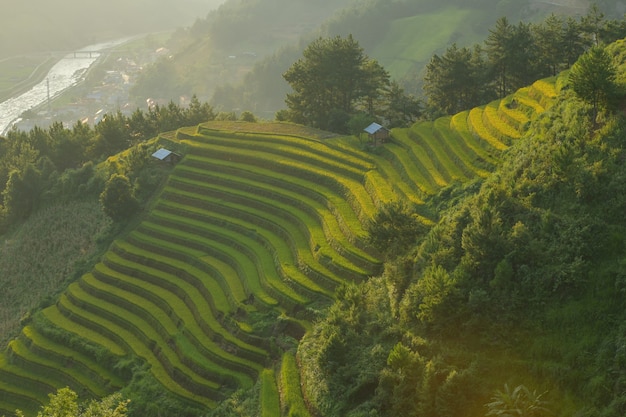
[151,148,181,165]
[364,122,390,145]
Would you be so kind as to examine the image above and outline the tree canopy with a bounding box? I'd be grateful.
[423,43,492,115]
[283,35,388,132]
[423,7,626,116]
[282,35,422,132]
[569,46,618,119]
[15,387,130,417]
[99,174,139,222]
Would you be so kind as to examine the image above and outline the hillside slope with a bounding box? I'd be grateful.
[297,42,626,417]
[0,61,563,416]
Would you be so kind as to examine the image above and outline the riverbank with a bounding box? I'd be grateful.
[0,56,59,103]
[0,36,153,134]
[2,33,177,134]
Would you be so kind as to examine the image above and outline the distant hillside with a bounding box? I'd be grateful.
[129,0,355,109]
[130,0,611,115]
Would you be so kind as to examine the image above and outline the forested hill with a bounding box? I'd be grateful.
[297,39,626,416]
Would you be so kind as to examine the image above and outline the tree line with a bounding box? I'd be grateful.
[424,5,626,115]
[278,5,626,133]
[0,96,215,232]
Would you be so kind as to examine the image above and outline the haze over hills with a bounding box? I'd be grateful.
[0,0,225,59]
[129,0,623,116]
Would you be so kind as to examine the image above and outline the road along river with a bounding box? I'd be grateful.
[0,38,132,135]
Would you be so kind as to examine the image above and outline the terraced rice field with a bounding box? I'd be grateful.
[0,74,563,416]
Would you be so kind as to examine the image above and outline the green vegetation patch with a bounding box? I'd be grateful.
[0,354,50,411]
[62,283,219,407]
[259,369,280,417]
[371,7,483,79]
[409,122,470,182]
[107,238,234,314]
[483,100,521,141]
[328,136,425,208]
[154,193,330,301]
[21,325,124,390]
[42,304,126,357]
[383,132,443,193]
[192,129,369,182]
[450,111,501,166]
[142,211,280,309]
[110,237,268,361]
[8,336,107,399]
[81,271,258,386]
[187,140,379,221]
[279,352,311,417]
[0,200,110,347]
[468,107,509,151]
[162,179,350,289]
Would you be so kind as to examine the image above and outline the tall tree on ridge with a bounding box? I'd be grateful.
[424,44,475,114]
[507,21,540,90]
[569,46,618,121]
[382,81,423,128]
[283,35,389,132]
[562,17,590,67]
[534,14,565,76]
[424,44,493,115]
[580,3,605,47]
[486,16,514,98]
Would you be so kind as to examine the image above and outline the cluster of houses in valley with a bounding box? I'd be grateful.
[13,47,175,132]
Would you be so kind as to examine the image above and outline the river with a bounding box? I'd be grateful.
[0,38,132,135]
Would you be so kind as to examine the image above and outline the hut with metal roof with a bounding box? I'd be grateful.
[364,122,390,145]
[151,148,181,165]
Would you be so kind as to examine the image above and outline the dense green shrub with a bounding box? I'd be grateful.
[99,174,139,222]
[239,111,257,122]
[366,201,428,259]
[16,387,130,417]
[279,353,310,417]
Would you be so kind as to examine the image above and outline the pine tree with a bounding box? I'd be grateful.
[534,14,565,76]
[283,35,389,132]
[569,46,618,120]
[423,44,489,115]
[485,17,514,98]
